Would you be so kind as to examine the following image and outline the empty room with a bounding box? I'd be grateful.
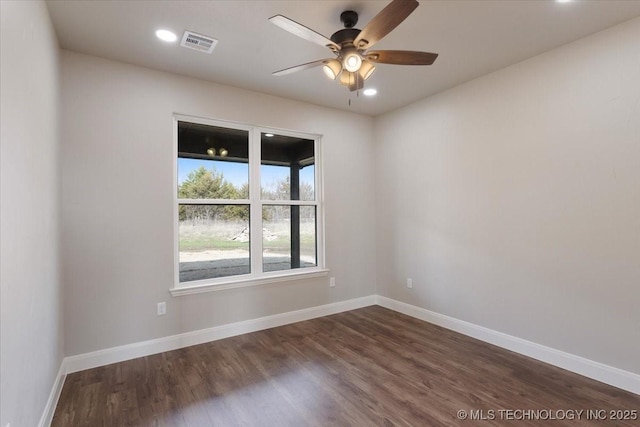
[1,0,639,425]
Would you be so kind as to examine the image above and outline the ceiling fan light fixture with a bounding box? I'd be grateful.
[322,59,342,80]
[339,70,355,87]
[343,51,362,72]
[358,60,376,80]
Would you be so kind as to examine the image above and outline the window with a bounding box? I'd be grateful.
[173,116,325,294]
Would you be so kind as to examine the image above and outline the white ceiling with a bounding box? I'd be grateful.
[46,0,640,116]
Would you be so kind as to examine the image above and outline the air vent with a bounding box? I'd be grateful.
[180,31,218,53]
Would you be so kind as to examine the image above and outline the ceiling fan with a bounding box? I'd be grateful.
[269,0,438,92]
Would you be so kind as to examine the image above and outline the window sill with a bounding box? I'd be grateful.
[169,268,330,296]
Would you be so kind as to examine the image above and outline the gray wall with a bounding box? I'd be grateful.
[60,51,377,356]
[0,1,63,426]
[374,18,640,374]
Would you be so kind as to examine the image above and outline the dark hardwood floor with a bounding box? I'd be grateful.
[52,306,639,426]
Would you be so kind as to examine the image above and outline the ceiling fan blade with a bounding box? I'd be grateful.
[354,0,419,50]
[269,15,340,51]
[273,59,329,76]
[366,50,438,65]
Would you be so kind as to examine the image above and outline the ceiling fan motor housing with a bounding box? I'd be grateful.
[330,28,360,46]
[340,10,358,28]
[332,11,361,48]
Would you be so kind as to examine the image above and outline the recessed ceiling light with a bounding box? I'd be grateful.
[155,29,177,43]
[363,88,377,97]
[556,0,572,3]
[265,133,274,137]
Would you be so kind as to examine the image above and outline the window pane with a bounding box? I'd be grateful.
[178,122,249,199]
[263,205,316,272]
[260,164,290,200]
[179,204,250,282]
[261,133,314,201]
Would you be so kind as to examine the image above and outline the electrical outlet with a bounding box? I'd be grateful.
[406,278,413,289]
[329,277,336,287]
[157,302,166,316]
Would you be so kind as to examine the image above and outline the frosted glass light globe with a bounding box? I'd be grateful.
[344,53,362,72]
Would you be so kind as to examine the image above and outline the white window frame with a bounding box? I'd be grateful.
[170,114,327,296]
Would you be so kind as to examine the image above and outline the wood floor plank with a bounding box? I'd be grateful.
[52,306,639,426]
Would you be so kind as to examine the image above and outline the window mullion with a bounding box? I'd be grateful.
[249,128,263,275]
[315,135,325,270]
[261,200,319,206]
[178,198,250,205]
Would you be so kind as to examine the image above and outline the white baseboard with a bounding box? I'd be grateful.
[38,360,67,427]
[64,295,376,374]
[375,295,640,395]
